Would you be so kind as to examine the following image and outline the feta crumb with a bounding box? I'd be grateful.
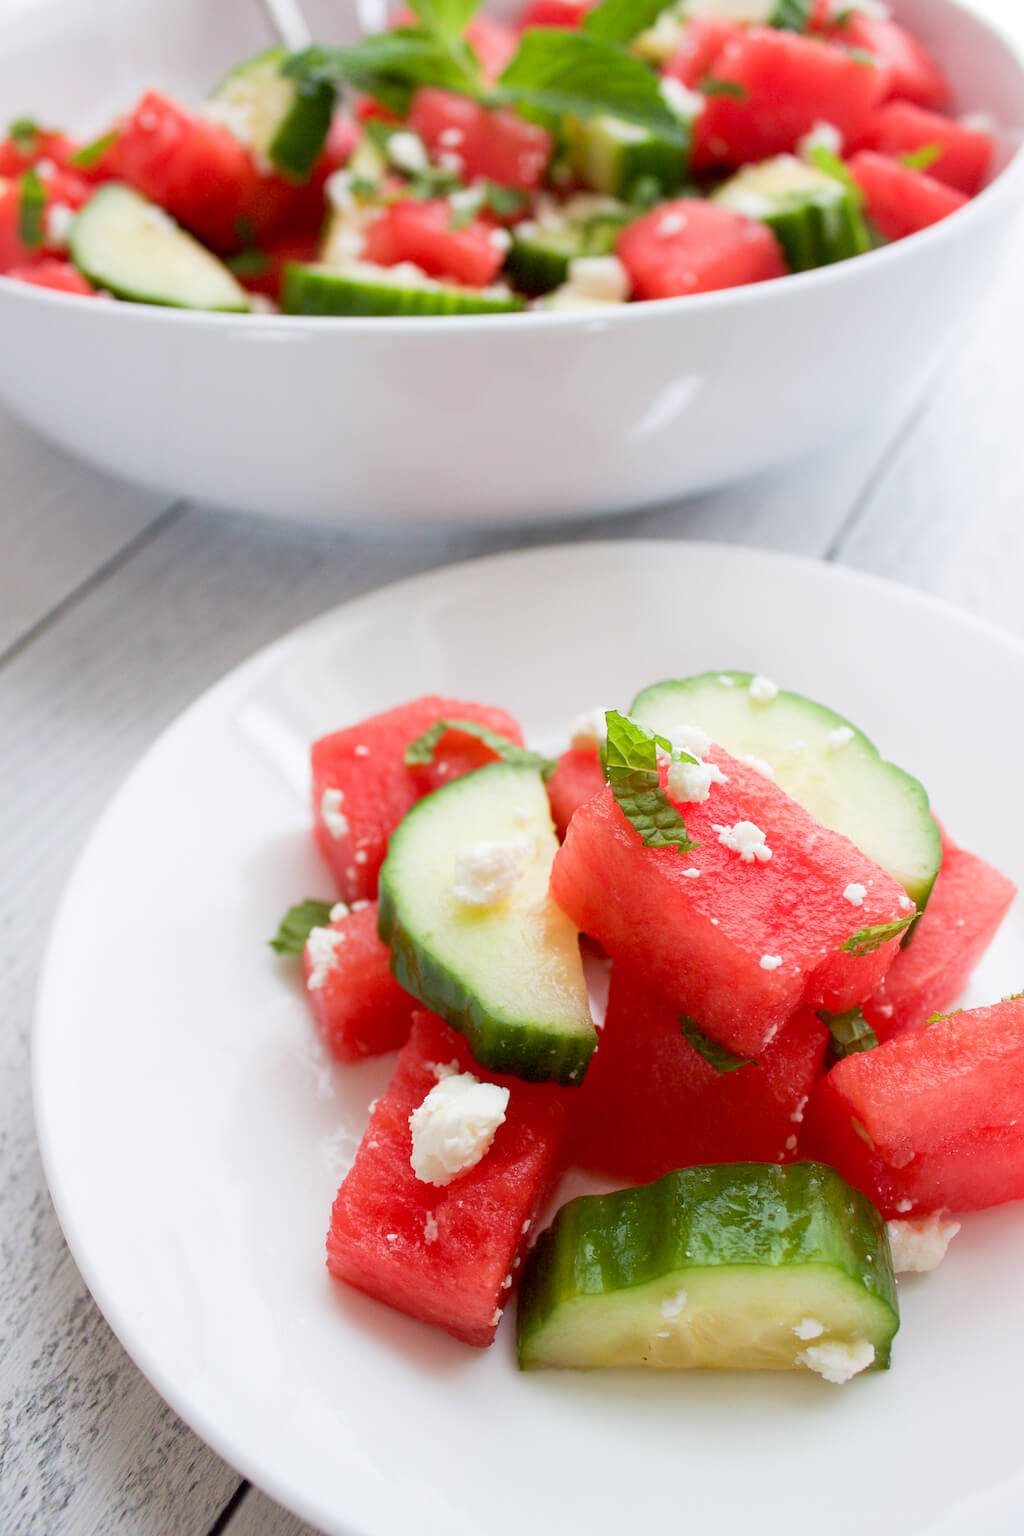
[449,185,484,215]
[385,1232,399,1243]
[790,1095,808,1124]
[490,1308,504,1327]
[658,210,687,237]
[564,254,631,303]
[353,743,370,757]
[570,706,607,752]
[798,120,844,158]
[320,787,348,840]
[368,1097,379,1114]
[329,902,351,922]
[351,899,371,912]
[895,1198,913,1213]
[827,725,855,751]
[409,1072,509,1186]
[898,894,913,911]
[748,675,779,703]
[439,126,465,148]
[843,883,868,906]
[667,756,726,805]
[793,1317,825,1341]
[798,1339,875,1384]
[670,723,713,759]
[438,150,465,174]
[886,1214,961,1274]
[785,1134,798,1151]
[682,867,702,879]
[760,954,783,971]
[740,754,774,780]
[660,1288,688,1318]
[659,75,705,121]
[354,849,368,865]
[453,837,532,907]
[717,674,735,687]
[428,1059,460,1081]
[521,1219,532,1235]
[45,202,75,247]
[306,926,346,990]
[489,227,512,253]
[501,1274,512,1290]
[387,130,429,174]
[714,821,772,863]
[423,1212,439,1244]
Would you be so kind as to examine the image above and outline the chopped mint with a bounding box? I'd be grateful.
[842,915,915,956]
[18,167,46,250]
[270,899,336,955]
[70,130,117,170]
[407,0,482,43]
[899,143,943,173]
[494,30,687,142]
[286,31,483,117]
[819,1007,878,1061]
[228,247,271,278]
[680,1015,754,1074]
[806,144,861,200]
[847,47,879,67]
[699,77,748,100]
[604,710,699,854]
[404,719,555,778]
[483,181,529,217]
[584,0,677,46]
[8,116,41,155]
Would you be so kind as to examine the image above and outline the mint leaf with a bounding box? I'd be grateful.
[700,77,748,100]
[584,0,674,46]
[842,915,915,956]
[407,0,481,41]
[819,1007,878,1062]
[404,719,555,778]
[70,130,117,169]
[270,899,335,955]
[900,142,943,173]
[807,144,860,198]
[496,30,687,143]
[680,1016,754,1074]
[285,31,483,115]
[483,180,529,216]
[604,710,698,853]
[228,247,271,278]
[8,116,41,155]
[18,168,46,250]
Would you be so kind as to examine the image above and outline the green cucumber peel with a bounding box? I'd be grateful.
[404,719,556,778]
[270,898,335,954]
[842,915,915,956]
[899,143,943,173]
[680,1015,754,1074]
[818,1006,878,1062]
[604,710,699,854]
[18,167,46,250]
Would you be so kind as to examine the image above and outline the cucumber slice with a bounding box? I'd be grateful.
[568,115,688,202]
[631,671,940,909]
[282,261,525,317]
[505,208,630,297]
[378,762,596,1084]
[208,47,335,183]
[714,155,871,271]
[685,0,810,26]
[69,184,249,311]
[517,1162,898,1374]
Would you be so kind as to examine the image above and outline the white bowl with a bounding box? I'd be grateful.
[0,0,1022,527]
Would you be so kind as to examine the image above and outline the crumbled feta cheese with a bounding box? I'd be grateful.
[201,98,255,144]
[45,202,75,247]
[438,150,465,174]
[409,1072,509,1186]
[352,898,372,912]
[329,902,351,922]
[423,1212,439,1244]
[320,787,348,840]
[785,1134,798,1151]
[449,185,485,215]
[895,1198,913,1213]
[354,849,368,865]
[660,75,705,122]
[798,120,844,159]
[790,1096,809,1124]
[748,675,779,703]
[793,1317,825,1341]
[658,210,687,237]
[353,744,370,758]
[740,754,774,780]
[565,254,631,303]
[717,674,735,687]
[453,837,532,907]
[387,130,429,174]
[306,926,346,990]
[760,954,783,971]
[439,126,465,148]
[670,723,713,759]
[325,169,356,212]
[827,725,855,751]
[714,821,772,863]
[489,227,512,253]
[501,1274,512,1290]
[570,706,607,752]
[843,883,868,906]
[428,1059,460,1082]
[491,1307,503,1326]
[667,756,726,805]
[798,1339,875,1384]
[898,894,914,911]
[521,1218,532,1234]
[682,867,702,879]
[660,1288,688,1318]
[886,1215,961,1274]
[385,1232,399,1243]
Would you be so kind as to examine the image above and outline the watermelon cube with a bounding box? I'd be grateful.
[569,963,828,1184]
[303,900,417,1061]
[617,199,787,301]
[546,747,605,839]
[327,1012,568,1346]
[550,747,912,1059]
[312,695,524,902]
[825,12,949,111]
[848,151,969,241]
[863,831,1016,1040]
[859,102,995,196]
[663,18,742,90]
[802,998,1024,1216]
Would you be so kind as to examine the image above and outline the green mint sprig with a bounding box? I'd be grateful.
[8,116,42,155]
[680,1015,754,1074]
[584,0,679,47]
[842,914,915,956]
[818,1006,878,1062]
[404,719,556,778]
[70,130,117,170]
[270,899,336,955]
[604,710,699,854]
[18,167,47,250]
[900,143,943,173]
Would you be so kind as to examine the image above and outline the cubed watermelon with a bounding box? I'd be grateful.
[663,17,742,90]
[466,16,519,77]
[0,164,91,272]
[550,746,912,1059]
[408,88,552,190]
[312,695,524,902]
[848,150,968,240]
[326,1011,568,1345]
[802,998,1024,1216]
[825,12,949,111]
[569,963,828,1183]
[863,832,1015,1040]
[6,258,97,295]
[546,747,605,839]
[362,198,504,287]
[303,900,417,1060]
[858,102,994,196]
[518,0,591,29]
[617,199,787,300]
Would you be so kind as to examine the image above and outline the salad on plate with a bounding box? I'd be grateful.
[271,674,1021,1384]
[0,0,1002,314]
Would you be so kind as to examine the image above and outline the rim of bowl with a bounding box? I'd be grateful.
[2,0,1023,336]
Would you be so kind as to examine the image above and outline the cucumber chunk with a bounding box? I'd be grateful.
[69,184,249,311]
[568,115,688,202]
[714,155,871,271]
[282,261,525,317]
[517,1162,898,1374]
[378,762,596,1083]
[208,47,335,183]
[634,0,810,62]
[505,202,631,296]
[631,671,940,909]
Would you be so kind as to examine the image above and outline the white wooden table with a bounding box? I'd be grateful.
[3,10,1024,1530]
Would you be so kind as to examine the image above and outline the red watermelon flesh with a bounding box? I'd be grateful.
[326,1011,568,1346]
[6,259,97,295]
[546,748,605,839]
[858,102,994,196]
[312,695,524,902]
[863,831,1016,1040]
[405,716,526,797]
[848,150,968,241]
[663,17,742,89]
[550,746,911,1059]
[303,900,416,1061]
[826,13,949,111]
[802,999,1024,1215]
[617,198,786,300]
[569,963,828,1183]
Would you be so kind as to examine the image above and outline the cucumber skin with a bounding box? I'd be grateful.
[764,196,871,273]
[270,76,336,183]
[282,263,525,317]
[504,218,628,297]
[517,1161,898,1368]
[571,118,689,202]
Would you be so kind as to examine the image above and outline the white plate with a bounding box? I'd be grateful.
[34,542,1024,1536]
